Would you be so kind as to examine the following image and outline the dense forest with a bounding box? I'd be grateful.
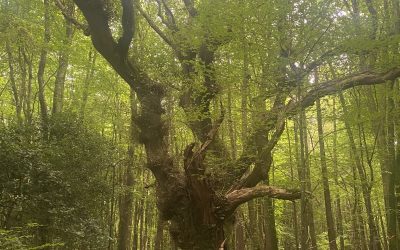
[1,0,400,249]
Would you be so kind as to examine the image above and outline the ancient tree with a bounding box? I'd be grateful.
[64,0,400,248]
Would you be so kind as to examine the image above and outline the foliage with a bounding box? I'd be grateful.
[0,115,118,248]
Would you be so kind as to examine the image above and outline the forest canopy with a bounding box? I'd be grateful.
[0,0,400,249]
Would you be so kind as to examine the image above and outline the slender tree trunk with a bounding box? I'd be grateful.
[235,212,245,250]
[240,34,258,250]
[80,49,96,118]
[240,27,261,250]
[37,0,50,133]
[139,197,144,250]
[316,97,338,250]
[386,81,399,249]
[303,113,318,250]
[377,202,389,250]
[287,122,299,250]
[17,47,27,123]
[339,92,382,250]
[143,195,150,250]
[154,214,164,250]
[108,163,117,250]
[227,87,237,160]
[396,112,400,250]
[132,199,139,250]
[297,109,318,250]
[22,49,33,125]
[5,42,22,125]
[52,3,74,115]
[263,178,278,250]
[332,99,345,250]
[117,90,137,250]
[248,200,260,249]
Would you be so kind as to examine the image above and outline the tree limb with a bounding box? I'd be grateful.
[230,118,285,191]
[73,0,131,83]
[182,0,197,17]
[229,93,287,191]
[72,0,159,100]
[184,107,225,173]
[226,185,301,212]
[55,0,89,35]
[192,106,225,160]
[155,0,178,31]
[286,67,400,115]
[118,0,135,58]
[136,3,176,50]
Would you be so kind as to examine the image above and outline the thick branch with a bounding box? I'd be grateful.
[184,108,225,175]
[118,0,135,58]
[286,67,400,114]
[229,93,287,191]
[226,185,301,212]
[230,119,285,191]
[73,0,131,83]
[72,0,153,96]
